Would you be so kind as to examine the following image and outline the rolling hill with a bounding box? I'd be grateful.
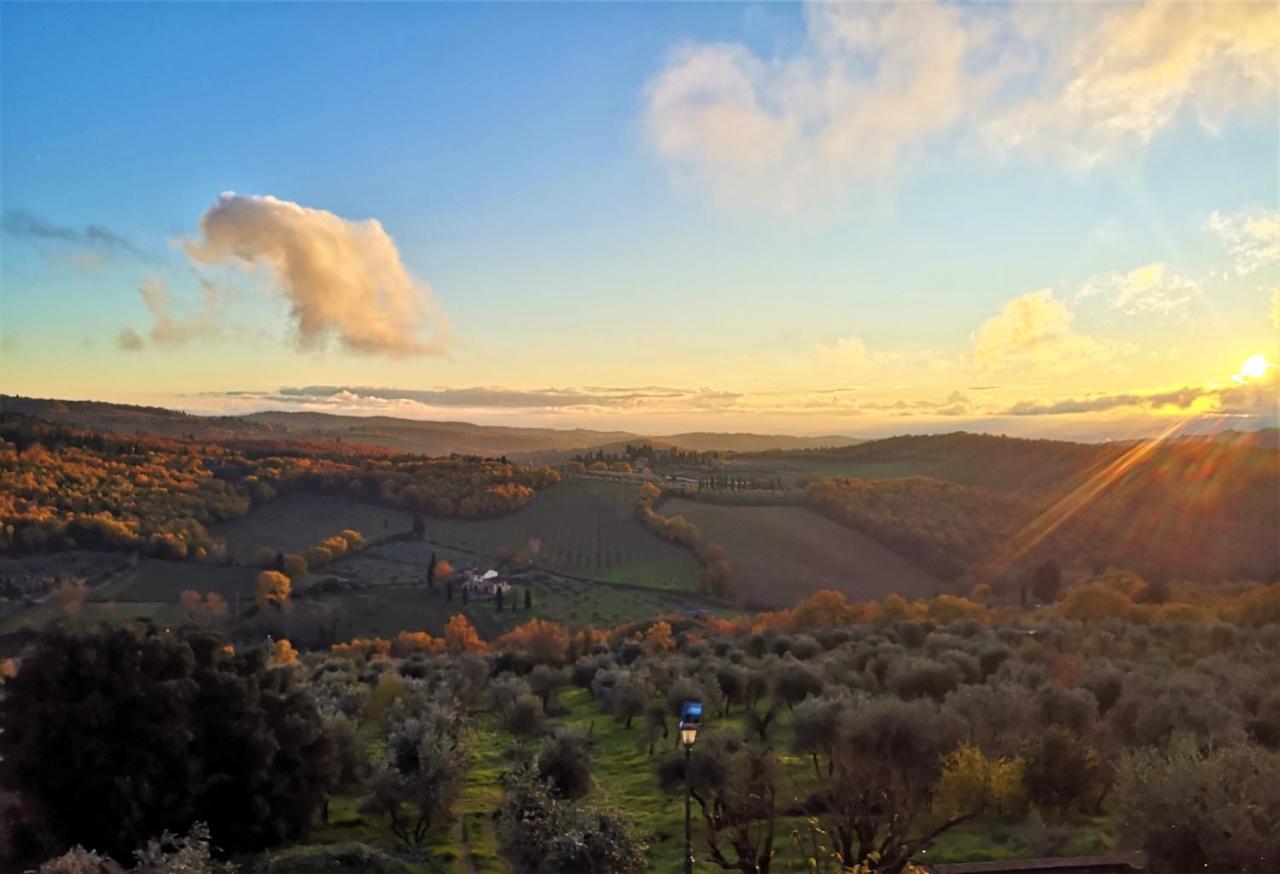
[0,396,861,457]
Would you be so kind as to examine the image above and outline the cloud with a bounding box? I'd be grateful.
[184,193,447,357]
[1272,290,1280,328]
[973,289,1105,371]
[644,2,1008,211]
[816,336,871,366]
[117,328,145,352]
[1206,208,1280,275]
[2,208,151,260]
[986,2,1280,169]
[1076,262,1199,316]
[1005,370,1279,419]
[643,1,1278,211]
[136,276,224,347]
[271,385,701,410]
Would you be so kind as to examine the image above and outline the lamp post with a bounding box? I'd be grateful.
[680,699,703,874]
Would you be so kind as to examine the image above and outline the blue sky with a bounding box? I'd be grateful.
[2,1,1277,438]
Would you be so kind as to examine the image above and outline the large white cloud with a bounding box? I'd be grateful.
[644,1,1279,211]
[184,193,447,357]
[972,289,1105,372]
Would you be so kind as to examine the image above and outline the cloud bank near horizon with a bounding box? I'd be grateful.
[200,373,1279,432]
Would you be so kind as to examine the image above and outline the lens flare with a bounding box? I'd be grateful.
[1236,354,1271,382]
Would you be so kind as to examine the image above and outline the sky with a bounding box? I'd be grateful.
[1,1,1278,441]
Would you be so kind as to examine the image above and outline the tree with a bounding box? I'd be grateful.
[498,619,569,666]
[498,762,646,874]
[4,624,337,861]
[642,620,675,656]
[537,729,593,800]
[180,590,229,625]
[791,695,845,777]
[529,664,567,713]
[662,735,779,874]
[495,587,504,612]
[366,707,466,845]
[1031,560,1063,603]
[1115,738,1280,874]
[524,587,532,610]
[610,672,650,729]
[256,570,291,610]
[811,697,970,872]
[443,615,487,654]
[1022,727,1108,817]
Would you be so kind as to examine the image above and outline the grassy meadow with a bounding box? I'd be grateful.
[211,494,415,561]
[660,498,945,607]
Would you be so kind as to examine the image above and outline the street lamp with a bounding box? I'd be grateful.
[680,699,703,874]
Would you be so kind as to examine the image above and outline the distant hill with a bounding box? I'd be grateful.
[773,431,1280,583]
[0,396,862,458]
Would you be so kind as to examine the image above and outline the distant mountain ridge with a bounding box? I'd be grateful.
[0,396,862,457]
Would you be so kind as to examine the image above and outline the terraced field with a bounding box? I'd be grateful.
[661,498,945,606]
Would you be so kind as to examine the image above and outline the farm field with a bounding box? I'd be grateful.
[306,542,727,641]
[91,559,261,602]
[661,498,945,606]
[211,494,414,561]
[415,477,699,590]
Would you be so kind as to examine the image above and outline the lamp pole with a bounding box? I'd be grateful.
[684,740,693,874]
[679,698,702,874]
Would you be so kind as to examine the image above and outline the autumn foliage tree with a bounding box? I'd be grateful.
[257,570,291,610]
[443,614,487,654]
[498,619,570,665]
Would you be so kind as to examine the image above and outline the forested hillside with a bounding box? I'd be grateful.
[797,432,1280,584]
[0,418,559,560]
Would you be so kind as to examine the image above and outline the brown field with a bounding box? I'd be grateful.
[661,498,946,607]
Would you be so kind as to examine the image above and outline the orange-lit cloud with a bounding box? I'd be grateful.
[184,193,448,357]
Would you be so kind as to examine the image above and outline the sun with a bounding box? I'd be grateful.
[1235,354,1271,382]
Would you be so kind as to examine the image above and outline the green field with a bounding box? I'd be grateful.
[211,494,414,561]
[92,559,261,602]
[662,498,945,607]
[303,543,728,641]
[414,478,699,590]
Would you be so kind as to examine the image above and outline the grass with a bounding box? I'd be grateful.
[303,549,730,641]
[91,559,261,602]
[211,494,414,562]
[258,678,1120,874]
[414,478,699,590]
[660,498,945,607]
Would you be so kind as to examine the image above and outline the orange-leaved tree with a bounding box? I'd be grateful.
[256,570,291,610]
[498,618,569,665]
[443,614,488,654]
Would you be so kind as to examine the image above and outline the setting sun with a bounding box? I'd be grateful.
[1236,353,1271,382]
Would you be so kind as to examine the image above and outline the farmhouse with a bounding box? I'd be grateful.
[460,568,512,601]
